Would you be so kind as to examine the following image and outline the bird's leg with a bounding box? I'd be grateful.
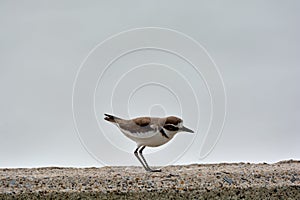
[139,146,161,172]
[134,147,149,171]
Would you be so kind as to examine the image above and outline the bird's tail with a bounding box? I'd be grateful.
[104,114,122,123]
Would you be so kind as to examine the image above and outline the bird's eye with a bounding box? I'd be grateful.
[164,125,179,131]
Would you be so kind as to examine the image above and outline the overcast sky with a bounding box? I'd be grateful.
[0,1,299,168]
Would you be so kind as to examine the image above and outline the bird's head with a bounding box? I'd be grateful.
[163,116,194,133]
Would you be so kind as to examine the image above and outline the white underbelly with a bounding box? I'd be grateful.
[121,130,172,147]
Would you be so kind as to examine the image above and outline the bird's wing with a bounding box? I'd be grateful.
[118,120,153,133]
[117,117,161,137]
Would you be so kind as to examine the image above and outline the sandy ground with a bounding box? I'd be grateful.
[0,160,299,199]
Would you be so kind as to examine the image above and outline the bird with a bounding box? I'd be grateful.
[104,113,194,172]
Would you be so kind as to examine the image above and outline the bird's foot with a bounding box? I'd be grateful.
[147,168,162,172]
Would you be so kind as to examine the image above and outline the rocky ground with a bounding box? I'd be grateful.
[0,160,299,199]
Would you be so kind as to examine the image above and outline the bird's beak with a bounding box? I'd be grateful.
[180,126,194,133]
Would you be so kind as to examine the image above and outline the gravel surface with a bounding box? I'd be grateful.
[0,160,299,199]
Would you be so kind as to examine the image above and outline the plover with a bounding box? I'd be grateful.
[104,113,194,172]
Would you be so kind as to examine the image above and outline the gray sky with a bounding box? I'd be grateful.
[0,1,299,168]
